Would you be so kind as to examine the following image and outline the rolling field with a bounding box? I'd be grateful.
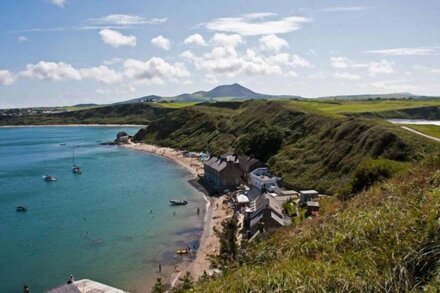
[403,124,440,139]
[155,102,199,108]
[285,99,440,117]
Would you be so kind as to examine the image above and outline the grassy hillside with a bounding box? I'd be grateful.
[0,103,171,125]
[133,100,439,194]
[195,156,440,292]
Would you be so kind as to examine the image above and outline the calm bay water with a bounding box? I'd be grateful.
[0,127,204,292]
[388,119,440,125]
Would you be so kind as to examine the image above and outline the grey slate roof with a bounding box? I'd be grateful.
[247,186,262,201]
[204,156,228,172]
[250,193,284,220]
[205,155,239,172]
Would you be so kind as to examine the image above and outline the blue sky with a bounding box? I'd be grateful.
[0,0,439,108]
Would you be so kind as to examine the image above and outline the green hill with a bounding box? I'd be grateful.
[133,100,439,194]
[113,83,301,104]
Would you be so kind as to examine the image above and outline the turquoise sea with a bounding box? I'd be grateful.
[0,127,205,292]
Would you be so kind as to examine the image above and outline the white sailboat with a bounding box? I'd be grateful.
[42,159,57,182]
[72,147,82,174]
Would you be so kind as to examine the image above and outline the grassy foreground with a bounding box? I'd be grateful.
[195,156,440,292]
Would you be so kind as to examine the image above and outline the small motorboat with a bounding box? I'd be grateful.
[72,165,82,174]
[16,206,27,212]
[43,175,57,182]
[170,200,188,206]
[176,248,190,255]
[59,143,66,146]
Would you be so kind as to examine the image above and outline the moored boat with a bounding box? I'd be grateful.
[176,248,190,254]
[72,165,82,174]
[169,200,188,206]
[43,175,57,182]
[16,206,27,212]
[72,148,82,174]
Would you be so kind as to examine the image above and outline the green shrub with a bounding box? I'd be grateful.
[350,158,407,193]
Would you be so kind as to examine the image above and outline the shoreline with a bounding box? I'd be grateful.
[0,124,145,128]
[121,143,230,287]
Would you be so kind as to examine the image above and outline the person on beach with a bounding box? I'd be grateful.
[158,264,162,273]
[197,207,200,215]
[173,211,176,216]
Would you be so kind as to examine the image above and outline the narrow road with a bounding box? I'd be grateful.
[401,126,440,143]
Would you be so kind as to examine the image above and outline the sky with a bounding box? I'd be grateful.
[0,0,439,108]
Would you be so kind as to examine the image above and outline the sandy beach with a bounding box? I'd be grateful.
[121,142,232,287]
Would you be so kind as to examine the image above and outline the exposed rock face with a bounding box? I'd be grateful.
[115,131,130,144]
[116,131,128,139]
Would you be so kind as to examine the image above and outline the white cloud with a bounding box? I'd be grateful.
[99,29,136,47]
[79,66,123,84]
[308,71,326,79]
[368,60,395,75]
[364,47,437,56]
[184,44,311,78]
[0,70,15,86]
[96,88,111,95]
[17,36,29,43]
[330,56,352,68]
[123,57,190,81]
[414,65,440,74]
[330,56,395,76]
[307,49,317,56]
[333,72,361,80]
[259,34,289,52]
[204,13,311,36]
[7,56,193,88]
[21,61,82,81]
[103,57,123,65]
[321,6,367,12]
[151,35,171,50]
[290,54,313,68]
[184,33,206,46]
[205,74,218,84]
[180,50,195,60]
[211,33,243,47]
[50,0,66,7]
[361,80,417,92]
[90,14,167,26]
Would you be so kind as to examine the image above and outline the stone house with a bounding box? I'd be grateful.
[203,155,242,193]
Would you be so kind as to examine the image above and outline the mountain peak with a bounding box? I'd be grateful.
[205,83,264,98]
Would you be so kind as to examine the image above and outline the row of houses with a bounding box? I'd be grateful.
[203,154,321,237]
[203,154,267,192]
